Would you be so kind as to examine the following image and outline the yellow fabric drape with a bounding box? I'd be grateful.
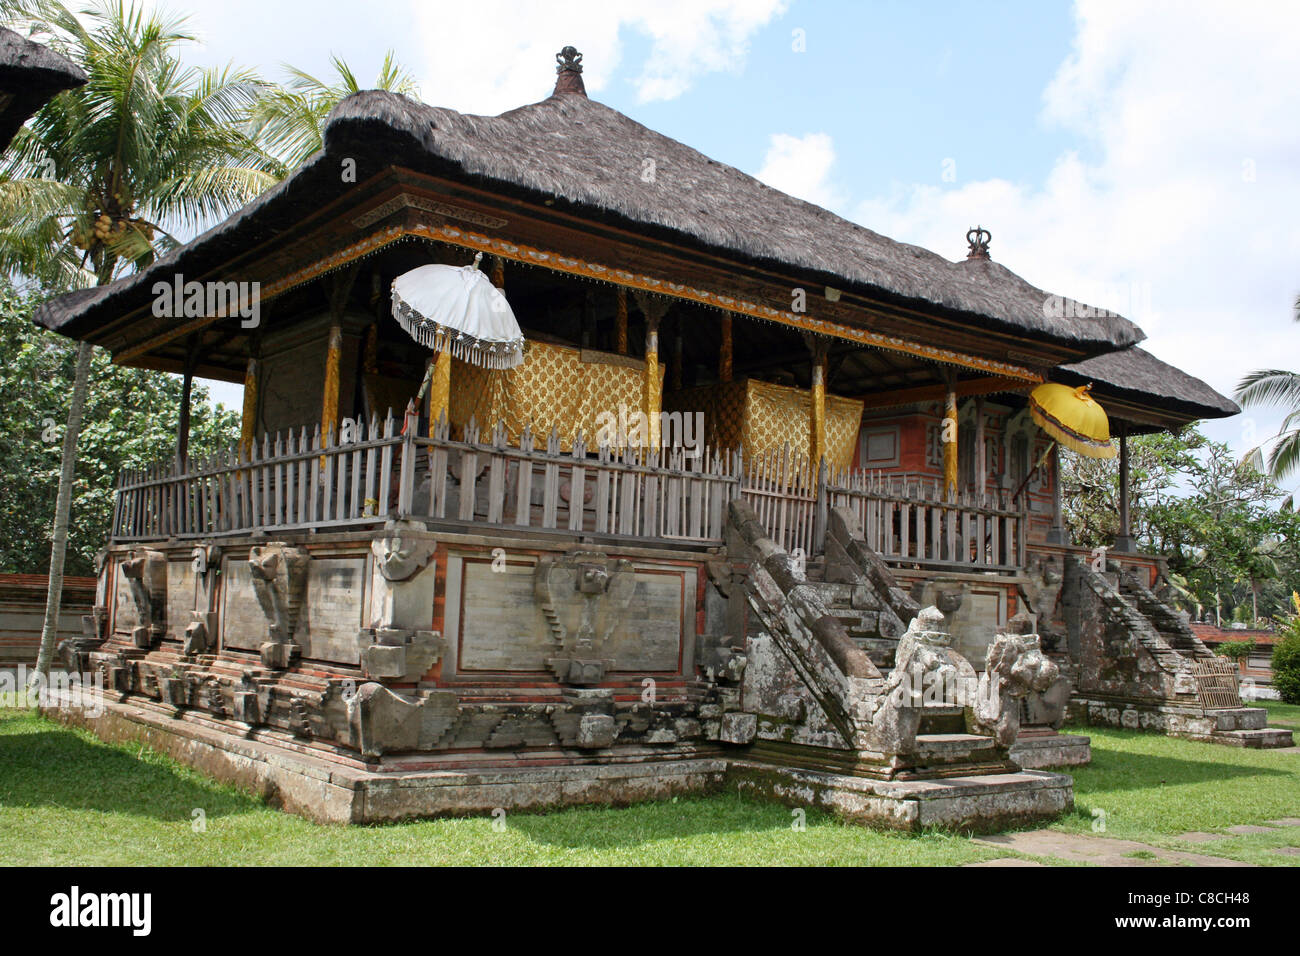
[449,340,659,449]
[665,378,863,471]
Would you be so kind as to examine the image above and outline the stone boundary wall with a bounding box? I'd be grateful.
[0,574,95,665]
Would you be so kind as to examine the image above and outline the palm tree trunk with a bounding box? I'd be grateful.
[31,340,94,685]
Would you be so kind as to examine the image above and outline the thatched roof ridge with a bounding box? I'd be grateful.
[326,91,1143,348]
[0,27,86,150]
[34,88,1144,353]
[1056,346,1239,419]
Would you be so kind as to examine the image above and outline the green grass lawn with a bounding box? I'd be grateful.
[1,707,1296,866]
[1254,699,1300,730]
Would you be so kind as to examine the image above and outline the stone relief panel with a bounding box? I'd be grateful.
[300,557,366,664]
[165,559,198,642]
[449,551,692,677]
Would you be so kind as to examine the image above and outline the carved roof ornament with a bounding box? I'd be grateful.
[966,225,992,260]
[554,45,587,96]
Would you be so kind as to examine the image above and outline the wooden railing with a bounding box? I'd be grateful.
[111,418,1027,571]
[826,469,1026,571]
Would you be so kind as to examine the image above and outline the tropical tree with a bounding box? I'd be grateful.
[247,51,418,169]
[0,0,280,681]
[1236,293,1300,482]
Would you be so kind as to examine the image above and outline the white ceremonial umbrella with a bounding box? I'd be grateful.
[390,253,525,369]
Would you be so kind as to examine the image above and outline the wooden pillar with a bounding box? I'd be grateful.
[808,337,829,467]
[428,348,452,433]
[320,266,359,446]
[238,356,258,460]
[178,369,193,466]
[615,288,628,355]
[635,292,668,455]
[321,320,343,444]
[1047,443,1068,544]
[671,321,683,392]
[719,315,733,383]
[942,386,958,500]
[1116,425,1133,551]
[973,396,986,499]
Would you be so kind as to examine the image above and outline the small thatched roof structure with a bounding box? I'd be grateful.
[0,27,85,151]
[34,83,1144,356]
[1056,345,1238,431]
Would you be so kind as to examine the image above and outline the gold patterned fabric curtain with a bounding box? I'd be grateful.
[665,378,863,470]
[449,340,659,449]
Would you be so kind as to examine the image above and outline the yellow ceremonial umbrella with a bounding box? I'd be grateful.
[1028,382,1117,459]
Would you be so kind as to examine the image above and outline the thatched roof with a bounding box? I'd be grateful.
[33,86,1147,354]
[0,27,85,151]
[1056,346,1239,422]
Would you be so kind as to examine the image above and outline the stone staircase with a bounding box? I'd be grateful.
[1068,558,1293,749]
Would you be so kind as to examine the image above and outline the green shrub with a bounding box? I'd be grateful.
[1273,627,1300,705]
[1218,639,1254,662]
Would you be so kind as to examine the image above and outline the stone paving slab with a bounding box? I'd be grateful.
[1225,825,1278,835]
[1176,831,1226,843]
[974,830,1256,867]
[1271,847,1300,857]
[1266,818,1300,827]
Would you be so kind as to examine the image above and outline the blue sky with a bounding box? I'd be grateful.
[149,0,1299,487]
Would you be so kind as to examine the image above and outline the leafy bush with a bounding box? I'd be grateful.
[1218,640,1255,662]
[1274,594,1300,705]
[1274,631,1300,704]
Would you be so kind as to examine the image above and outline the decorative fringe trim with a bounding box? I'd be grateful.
[1029,402,1116,459]
[391,292,525,370]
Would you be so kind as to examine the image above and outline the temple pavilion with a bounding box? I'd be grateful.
[33,47,1281,829]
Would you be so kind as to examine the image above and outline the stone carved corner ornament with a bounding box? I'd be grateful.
[121,548,167,649]
[357,627,444,682]
[371,532,436,582]
[248,543,310,669]
[535,551,636,685]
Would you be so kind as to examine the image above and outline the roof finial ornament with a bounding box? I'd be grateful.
[966,225,991,260]
[554,45,587,96]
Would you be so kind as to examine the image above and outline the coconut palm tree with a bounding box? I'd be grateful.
[0,0,281,682]
[247,51,419,170]
[1237,295,1300,481]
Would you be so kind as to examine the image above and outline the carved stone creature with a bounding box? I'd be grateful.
[535,550,635,684]
[372,531,436,583]
[867,606,975,753]
[248,544,309,669]
[121,548,167,648]
[971,620,1064,746]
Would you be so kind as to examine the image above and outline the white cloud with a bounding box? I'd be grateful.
[852,0,1300,463]
[756,131,841,210]
[411,0,787,115]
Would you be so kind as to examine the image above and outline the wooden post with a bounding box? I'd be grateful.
[428,347,452,433]
[808,337,829,467]
[973,396,986,499]
[321,319,343,446]
[671,320,683,392]
[1115,424,1133,551]
[635,292,669,455]
[942,385,958,500]
[239,356,258,460]
[615,288,628,355]
[719,315,733,383]
[177,335,199,467]
[1047,443,1068,544]
[320,265,359,451]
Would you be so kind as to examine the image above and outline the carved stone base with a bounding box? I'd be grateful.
[260,642,300,670]
[1009,731,1092,768]
[728,760,1073,832]
[546,657,613,685]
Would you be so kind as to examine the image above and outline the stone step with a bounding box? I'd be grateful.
[1214,728,1294,749]
[913,733,996,757]
[1211,708,1268,731]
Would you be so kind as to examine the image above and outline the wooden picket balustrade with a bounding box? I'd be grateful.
[826,468,1025,571]
[111,418,1027,571]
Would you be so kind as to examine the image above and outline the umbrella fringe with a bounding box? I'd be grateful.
[392,293,525,369]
